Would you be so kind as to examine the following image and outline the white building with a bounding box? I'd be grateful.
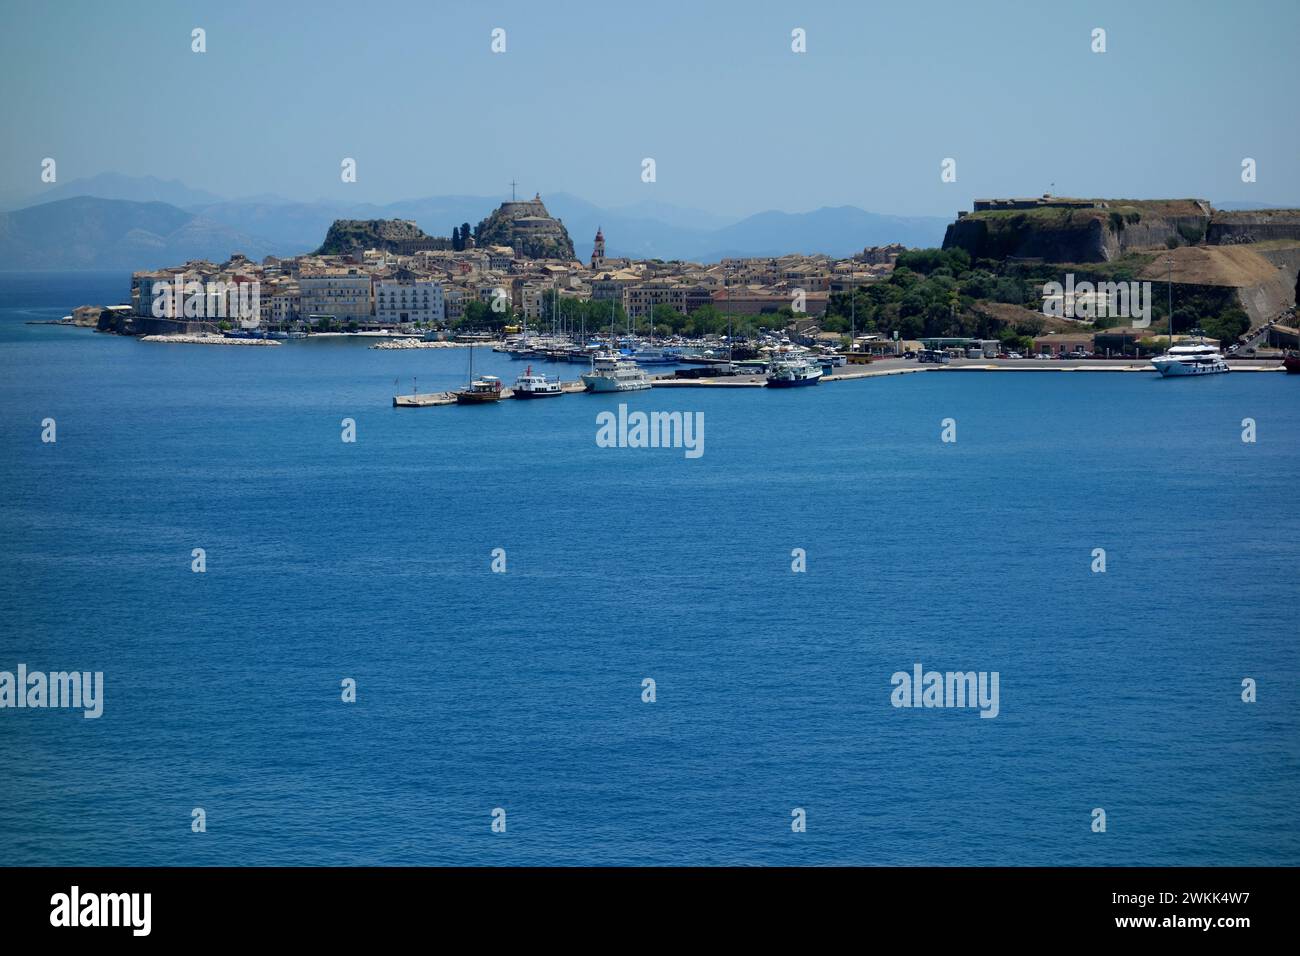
[298,270,372,323]
[374,279,444,325]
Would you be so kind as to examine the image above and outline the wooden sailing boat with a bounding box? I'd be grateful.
[455,343,503,403]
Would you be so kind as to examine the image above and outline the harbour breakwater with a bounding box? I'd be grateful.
[370,339,472,350]
[391,361,1286,407]
[138,333,280,346]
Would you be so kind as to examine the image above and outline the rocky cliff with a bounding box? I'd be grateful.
[315,219,450,255]
[474,196,575,260]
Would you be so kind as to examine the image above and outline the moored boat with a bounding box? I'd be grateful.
[1152,338,1229,377]
[766,357,823,388]
[580,352,652,392]
[455,344,504,403]
[512,365,564,399]
[629,347,677,365]
[456,375,504,403]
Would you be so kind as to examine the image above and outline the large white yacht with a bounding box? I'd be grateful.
[580,352,652,392]
[1152,339,1230,377]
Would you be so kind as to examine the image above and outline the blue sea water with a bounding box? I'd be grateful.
[0,272,1297,866]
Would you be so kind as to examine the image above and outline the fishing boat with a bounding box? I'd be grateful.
[511,366,564,399]
[766,356,823,388]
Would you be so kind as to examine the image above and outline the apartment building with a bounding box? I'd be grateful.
[298,269,372,322]
[374,278,444,325]
[624,279,687,319]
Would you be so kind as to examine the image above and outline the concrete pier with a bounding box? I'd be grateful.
[393,380,585,406]
[392,359,1286,405]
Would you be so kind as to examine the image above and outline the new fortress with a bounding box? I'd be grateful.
[943,197,1300,326]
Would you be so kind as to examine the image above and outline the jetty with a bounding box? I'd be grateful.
[392,359,1286,405]
[651,366,928,387]
[394,381,585,406]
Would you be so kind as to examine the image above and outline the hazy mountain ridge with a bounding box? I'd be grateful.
[0,175,951,269]
[0,196,278,271]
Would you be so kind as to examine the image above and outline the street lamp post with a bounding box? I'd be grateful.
[1166,256,1174,349]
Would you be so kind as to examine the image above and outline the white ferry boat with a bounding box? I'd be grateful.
[766,357,823,388]
[511,366,564,399]
[580,352,652,392]
[1152,340,1229,377]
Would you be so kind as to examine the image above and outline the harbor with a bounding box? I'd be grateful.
[392,354,1286,406]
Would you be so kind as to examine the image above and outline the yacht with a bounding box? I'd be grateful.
[581,352,652,392]
[766,357,823,388]
[1152,340,1229,377]
[511,366,564,399]
[629,347,677,365]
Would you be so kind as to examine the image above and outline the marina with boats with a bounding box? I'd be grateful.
[393,327,1289,407]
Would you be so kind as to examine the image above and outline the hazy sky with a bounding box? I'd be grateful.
[2,0,1297,217]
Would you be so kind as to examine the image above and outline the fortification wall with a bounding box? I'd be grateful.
[1208,211,1300,245]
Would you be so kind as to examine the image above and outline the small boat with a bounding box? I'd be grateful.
[766,357,823,388]
[1284,350,1300,374]
[512,366,564,399]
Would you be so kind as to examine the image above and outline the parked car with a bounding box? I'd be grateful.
[1007,351,1023,359]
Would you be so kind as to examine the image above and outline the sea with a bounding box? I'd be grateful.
[1,272,1297,866]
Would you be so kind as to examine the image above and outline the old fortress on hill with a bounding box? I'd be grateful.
[102,193,906,335]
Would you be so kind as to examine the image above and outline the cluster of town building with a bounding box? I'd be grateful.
[122,209,905,333]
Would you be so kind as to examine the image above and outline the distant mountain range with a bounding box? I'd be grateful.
[0,173,949,270]
[0,197,280,271]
